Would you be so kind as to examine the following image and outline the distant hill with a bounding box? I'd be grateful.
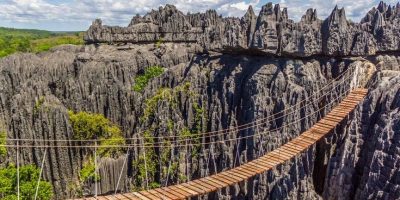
[0,27,84,57]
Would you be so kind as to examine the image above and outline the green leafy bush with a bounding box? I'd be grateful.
[132,130,159,190]
[79,157,100,183]
[68,110,125,157]
[0,164,53,199]
[133,66,164,92]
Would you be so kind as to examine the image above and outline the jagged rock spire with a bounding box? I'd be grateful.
[326,5,348,29]
[85,1,400,57]
[301,8,317,23]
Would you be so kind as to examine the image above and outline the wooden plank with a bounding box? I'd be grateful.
[330,109,351,114]
[97,196,111,200]
[148,190,172,200]
[245,162,267,173]
[211,174,236,186]
[324,115,344,122]
[283,142,307,152]
[309,128,329,135]
[114,194,129,200]
[139,191,161,200]
[231,167,254,177]
[315,122,334,129]
[278,147,298,157]
[254,160,276,170]
[121,193,142,200]
[198,177,222,189]
[175,184,197,196]
[300,134,321,142]
[294,138,314,147]
[195,178,219,191]
[168,185,193,197]
[277,148,296,158]
[339,103,356,108]
[202,176,226,188]
[252,159,275,169]
[224,170,248,181]
[132,192,152,200]
[159,187,187,199]
[291,137,313,145]
[344,97,363,102]
[209,175,232,185]
[210,175,232,187]
[218,172,242,183]
[261,155,283,165]
[319,119,338,126]
[280,145,300,154]
[154,188,182,200]
[182,182,205,194]
[187,180,213,193]
[313,123,333,131]
[300,132,321,140]
[288,137,314,147]
[269,151,291,160]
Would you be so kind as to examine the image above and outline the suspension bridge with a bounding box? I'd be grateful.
[3,63,374,200]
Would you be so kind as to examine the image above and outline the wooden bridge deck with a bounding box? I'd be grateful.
[84,88,368,200]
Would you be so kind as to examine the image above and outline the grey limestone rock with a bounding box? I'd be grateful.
[85,1,400,57]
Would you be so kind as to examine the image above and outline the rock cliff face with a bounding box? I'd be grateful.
[85,2,400,57]
[0,2,399,200]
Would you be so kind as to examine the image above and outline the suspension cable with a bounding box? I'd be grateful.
[34,148,47,200]
[0,86,354,149]
[4,73,355,149]
[5,65,356,144]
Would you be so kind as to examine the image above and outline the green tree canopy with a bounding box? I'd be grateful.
[0,164,53,200]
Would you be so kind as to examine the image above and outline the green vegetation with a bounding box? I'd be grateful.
[0,164,53,200]
[33,96,45,113]
[133,66,165,92]
[142,88,173,121]
[133,82,206,188]
[155,38,163,48]
[68,110,126,190]
[132,130,158,190]
[0,27,83,58]
[0,122,6,157]
[79,157,100,183]
[141,82,191,121]
[68,110,126,157]
[30,33,84,53]
[0,131,6,157]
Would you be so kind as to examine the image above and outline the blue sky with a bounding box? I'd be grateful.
[0,0,398,31]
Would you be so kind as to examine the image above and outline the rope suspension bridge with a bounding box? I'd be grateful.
[2,63,373,200]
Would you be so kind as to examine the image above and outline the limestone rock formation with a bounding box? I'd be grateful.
[85,1,400,57]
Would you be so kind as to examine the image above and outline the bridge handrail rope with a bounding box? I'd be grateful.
[1,83,356,149]
[2,83,356,150]
[27,81,360,198]
[116,82,356,195]
[3,65,358,145]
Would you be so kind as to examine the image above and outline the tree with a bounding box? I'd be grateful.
[0,164,53,200]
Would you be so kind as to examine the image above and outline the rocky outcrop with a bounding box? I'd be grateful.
[323,68,400,200]
[85,1,400,57]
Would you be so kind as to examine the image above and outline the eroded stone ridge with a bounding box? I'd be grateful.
[84,1,400,57]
